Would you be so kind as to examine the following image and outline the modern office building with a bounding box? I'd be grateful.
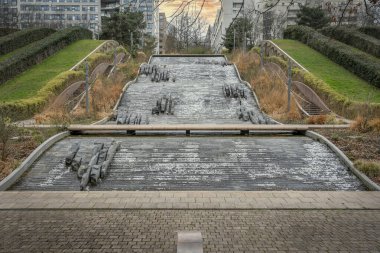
[0,0,101,34]
[0,0,159,37]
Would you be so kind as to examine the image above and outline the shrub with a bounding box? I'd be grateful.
[292,68,380,119]
[350,116,371,132]
[0,27,92,85]
[250,47,260,54]
[265,56,380,119]
[0,70,84,120]
[369,118,380,132]
[265,56,288,69]
[0,28,19,37]
[320,26,380,58]
[354,160,380,178]
[284,26,380,88]
[306,115,328,124]
[0,28,55,55]
[358,26,380,40]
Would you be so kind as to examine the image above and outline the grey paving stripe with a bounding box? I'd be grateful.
[0,209,379,252]
[8,135,366,191]
[1,191,379,209]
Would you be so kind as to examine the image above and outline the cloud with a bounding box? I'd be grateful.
[160,0,221,24]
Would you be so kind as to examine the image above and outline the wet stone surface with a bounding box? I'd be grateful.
[113,56,273,124]
[10,136,365,191]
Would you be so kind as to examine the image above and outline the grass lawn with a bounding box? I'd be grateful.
[273,39,380,103]
[0,39,104,102]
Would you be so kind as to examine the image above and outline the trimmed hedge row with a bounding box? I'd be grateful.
[293,69,380,119]
[0,28,55,55]
[320,26,380,58]
[358,26,380,40]
[0,27,92,85]
[266,56,380,118]
[0,70,84,120]
[0,28,19,37]
[284,25,380,88]
[0,50,116,120]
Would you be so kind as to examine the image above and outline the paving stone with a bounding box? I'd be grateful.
[0,209,379,252]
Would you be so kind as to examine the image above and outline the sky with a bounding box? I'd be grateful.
[160,0,221,25]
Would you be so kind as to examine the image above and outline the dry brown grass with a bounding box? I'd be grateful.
[351,116,370,132]
[230,50,302,122]
[369,118,380,132]
[350,116,380,133]
[307,115,328,124]
[35,56,142,125]
[251,69,302,122]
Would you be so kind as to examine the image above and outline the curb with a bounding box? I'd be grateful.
[306,131,380,191]
[0,131,70,191]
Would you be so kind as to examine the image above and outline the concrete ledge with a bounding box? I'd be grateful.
[0,132,70,191]
[306,131,380,191]
[0,191,379,210]
[68,124,349,134]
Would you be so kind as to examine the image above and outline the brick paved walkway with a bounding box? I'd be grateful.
[1,191,380,209]
[0,209,379,252]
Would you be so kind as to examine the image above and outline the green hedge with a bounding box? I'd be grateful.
[266,56,380,118]
[0,28,19,37]
[358,26,380,40]
[284,25,380,88]
[0,27,92,85]
[0,70,84,120]
[0,50,116,120]
[0,28,55,55]
[320,26,380,58]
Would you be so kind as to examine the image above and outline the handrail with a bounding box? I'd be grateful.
[262,40,308,72]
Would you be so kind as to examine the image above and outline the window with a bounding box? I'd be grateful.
[232,2,242,8]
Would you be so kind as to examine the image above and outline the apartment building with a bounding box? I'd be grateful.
[0,0,19,28]
[210,0,255,53]
[158,12,167,54]
[210,0,365,53]
[0,0,159,37]
[0,0,101,33]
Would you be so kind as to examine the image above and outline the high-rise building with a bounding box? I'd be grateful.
[158,12,167,54]
[210,0,366,53]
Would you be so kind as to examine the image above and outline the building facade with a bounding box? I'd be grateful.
[0,0,101,34]
[0,0,19,28]
[101,0,158,36]
[158,12,167,54]
[210,0,366,53]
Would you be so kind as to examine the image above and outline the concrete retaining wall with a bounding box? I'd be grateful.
[306,131,380,191]
[0,131,70,191]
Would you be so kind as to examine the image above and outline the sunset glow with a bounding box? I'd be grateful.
[160,0,221,24]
